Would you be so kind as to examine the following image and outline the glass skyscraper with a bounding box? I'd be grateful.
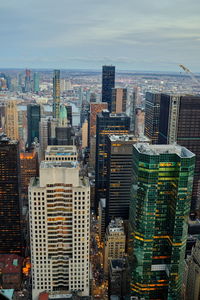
[53,69,60,119]
[27,104,41,148]
[129,143,195,299]
[102,65,115,112]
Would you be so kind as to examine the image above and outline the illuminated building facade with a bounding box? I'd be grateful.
[89,102,108,137]
[95,110,130,212]
[158,94,200,212]
[129,143,195,299]
[0,134,23,255]
[20,149,38,206]
[111,88,127,113]
[53,69,60,119]
[144,92,161,144]
[29,159,90,300]
[102,66,115,112]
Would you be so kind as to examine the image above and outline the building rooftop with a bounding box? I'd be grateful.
[108,218,125,234]
[135,143,195,158]
[45,145,77,156]
[109,134,150,142]
[40,161,78,169]
[0,254,23,274]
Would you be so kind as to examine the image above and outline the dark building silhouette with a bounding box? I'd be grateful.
[158,94,200,213]
[102,66,115,112]
[27,104,41,148]
[53,70,60,119]
[95,110,130,213]
[144,92,161,144]
[105,135,149,226]
[0,134,23,255]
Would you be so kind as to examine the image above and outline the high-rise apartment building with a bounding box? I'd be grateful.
[129,143,195,299]
[102,66,115,112]
[158,94,200,212]
[29,155,90,299]
[5,100,19,140]
[27,104,41,148]
[95,110,130,212]
[144,92,161,144]
[104,218,126,274]
[111,88,127,113]
[105,134,149,225]
[53,70,60,119]
[0,134,23,255]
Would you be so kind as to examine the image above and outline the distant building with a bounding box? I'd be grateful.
[111,88,127,113]
[129,143,195,299]
[20,149,39,207]
[95,110,130,213]
[144,92,161,144]
[27,104,41,148]
[5,100,19,140]
[33,72,40,93]
[102,66,115,112]
[24,69,31,92]
[29,158,90,299]
[53,70,60,119]
[182,239,200,300]
[104,218,126,274]
[0,134,23,255]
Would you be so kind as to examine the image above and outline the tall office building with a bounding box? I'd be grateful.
[27,104,41,148]
[111,88,127,113]
[0,134,23,255]
[104,218,126,274]
[29,155,90,300]
[105,134,149,225]
[53,70,60,119]
[24,69,31,92]
[95,110,130,212]
[5,100,19,140]
[158,94,200,212]
[144,92,161,144]
[33,72,40,93]
[102,66,115,112]
[20,149,38,207]
[129,143,195,299]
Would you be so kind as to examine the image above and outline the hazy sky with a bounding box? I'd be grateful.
[1,0,200,71]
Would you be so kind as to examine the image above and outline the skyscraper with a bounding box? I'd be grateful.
[158,94,200,213]
[5,100,19,140]
[33,72,40,93]
[24,69,31,92]
[144,92,161,144]
[111,88,127,113]
[0,134,23,255]
[102,66,115,112]
[129,143,195,299]
[53,69,60,119]
[29,150,90,299]
[105,134,149,225]
[27,104,41,148]
[95,110,130,212]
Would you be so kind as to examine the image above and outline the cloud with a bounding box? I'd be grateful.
[0,0,200,71]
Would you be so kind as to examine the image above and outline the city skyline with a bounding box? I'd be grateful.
[0,0,200,71]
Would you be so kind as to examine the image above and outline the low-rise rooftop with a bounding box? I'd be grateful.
[40,161,78,169]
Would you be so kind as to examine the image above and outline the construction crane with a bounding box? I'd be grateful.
[179,64,200,86]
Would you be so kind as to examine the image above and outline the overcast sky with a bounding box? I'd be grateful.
[1,0,200,71]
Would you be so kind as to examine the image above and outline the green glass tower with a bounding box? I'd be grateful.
[129,143,195,300]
